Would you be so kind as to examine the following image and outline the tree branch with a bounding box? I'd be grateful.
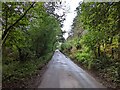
[2,2,35,44]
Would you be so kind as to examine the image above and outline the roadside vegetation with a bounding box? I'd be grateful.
[2,2,64,87]
[61,2,120,88]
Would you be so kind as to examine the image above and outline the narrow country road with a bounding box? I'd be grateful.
[38,50,105,88]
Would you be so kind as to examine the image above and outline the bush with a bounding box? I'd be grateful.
[61,42,72,53]
[92,57,112,70]
[2,52,53,83]
[75,51,93,69]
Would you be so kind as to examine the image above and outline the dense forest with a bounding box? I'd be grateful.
[2,2,64,87]
[61,2,120,88]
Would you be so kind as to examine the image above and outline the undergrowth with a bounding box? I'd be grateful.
[2,52,53,83]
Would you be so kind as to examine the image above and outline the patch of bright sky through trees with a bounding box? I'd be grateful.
[55,0,83,39]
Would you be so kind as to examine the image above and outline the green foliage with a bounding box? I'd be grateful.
[61,43,71,51]
[75,46,93,69]
[3,52,53,82]
[2,2,62,84]
[62,2,120,88]
[2,2,61,61]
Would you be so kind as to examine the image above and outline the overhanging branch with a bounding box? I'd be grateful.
[2,2,35,44]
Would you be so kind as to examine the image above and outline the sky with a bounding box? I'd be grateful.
[55,0,83,39]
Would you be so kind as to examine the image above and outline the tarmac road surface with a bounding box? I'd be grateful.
[38,50,105,88]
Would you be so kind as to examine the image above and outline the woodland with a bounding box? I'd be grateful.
[2,2,64,87]
[61,2,120,88]
[1,1,120,89]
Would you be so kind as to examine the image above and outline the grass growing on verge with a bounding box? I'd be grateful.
[2,52,53,83]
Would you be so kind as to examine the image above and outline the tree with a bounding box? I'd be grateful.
[62,2,120,88]
[2,2,35,44]
[2,2,62,62]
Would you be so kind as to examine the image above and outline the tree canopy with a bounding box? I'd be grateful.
[2,2,63,85]
[61,2,120,88]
